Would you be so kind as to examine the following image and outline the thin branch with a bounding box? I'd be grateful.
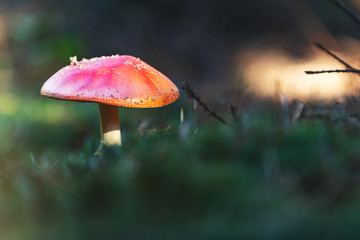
[181,81,228,125]
[306,69,360,74]
[314,42,355,70]
[330,0,360,27]
[305,1,360,76]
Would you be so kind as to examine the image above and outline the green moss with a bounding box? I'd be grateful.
[2,91,360,239]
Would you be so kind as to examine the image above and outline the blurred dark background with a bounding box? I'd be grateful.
[2,0,360,92]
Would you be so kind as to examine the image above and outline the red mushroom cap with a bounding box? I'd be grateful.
[41,55,179,108]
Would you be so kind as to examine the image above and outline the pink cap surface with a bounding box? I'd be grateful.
[41,55,179,108]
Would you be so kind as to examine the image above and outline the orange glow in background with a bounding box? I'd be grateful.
[236,38,360,101]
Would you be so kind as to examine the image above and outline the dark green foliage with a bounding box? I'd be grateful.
[2,94,360,239]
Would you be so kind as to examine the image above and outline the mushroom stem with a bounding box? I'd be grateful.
[98,103,121,146]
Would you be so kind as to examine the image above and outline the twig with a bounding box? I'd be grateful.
[306,69,360,74]
[306,43,360,75]
[181,81,228,125]
[314,42,355,70]
[306,1,360,75]
[330,0,360,27]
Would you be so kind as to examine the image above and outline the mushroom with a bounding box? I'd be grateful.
[41,55,179,149]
